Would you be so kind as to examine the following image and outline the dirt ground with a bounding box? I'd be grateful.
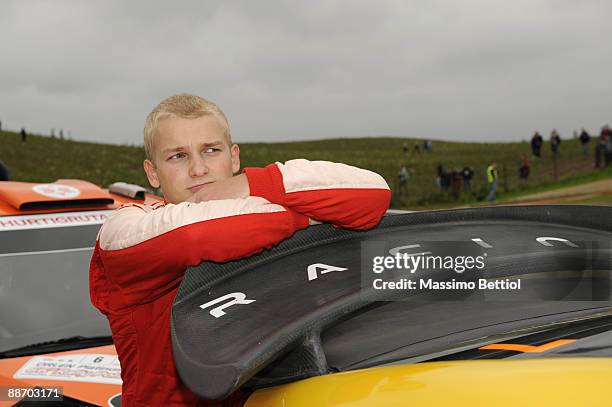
[503,178,612,205]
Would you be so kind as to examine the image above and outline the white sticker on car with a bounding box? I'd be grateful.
[32,184,81,199]
[0,210,111,231]
[13,354,122,385]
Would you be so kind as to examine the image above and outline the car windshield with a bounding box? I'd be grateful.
[0,222,110,354]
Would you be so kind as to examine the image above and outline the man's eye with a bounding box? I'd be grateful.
[204,148,221,154]
[169,153,186,160]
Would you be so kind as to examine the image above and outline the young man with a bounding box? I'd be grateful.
[89,94,391,406]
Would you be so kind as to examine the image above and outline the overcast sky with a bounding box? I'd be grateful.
[1,0,610,145]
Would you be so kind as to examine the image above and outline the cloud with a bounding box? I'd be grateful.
[0,0,610,145]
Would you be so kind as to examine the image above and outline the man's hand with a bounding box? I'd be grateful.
[186,173,250,203]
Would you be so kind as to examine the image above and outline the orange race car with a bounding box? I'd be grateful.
[0,179,161,406]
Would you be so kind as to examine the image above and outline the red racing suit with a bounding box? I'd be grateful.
[89,159,390,406]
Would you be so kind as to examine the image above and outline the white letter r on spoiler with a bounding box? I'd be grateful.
[200,292,256,318]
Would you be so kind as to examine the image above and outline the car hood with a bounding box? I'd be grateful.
[245,358,612,407]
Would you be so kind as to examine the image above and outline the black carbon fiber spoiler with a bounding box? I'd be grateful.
[172,206,612,400]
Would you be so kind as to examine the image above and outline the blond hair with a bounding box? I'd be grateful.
[143,93,231,160]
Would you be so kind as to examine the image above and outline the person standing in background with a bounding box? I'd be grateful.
[579,128,591,157]
[486,162,498,202]
[531,132,543,158]
[519,157,530,185]
[550,130,561,180]
[0,160,9,181]
[550,130,561,157]
[450,169,463,199]
[398,164,409,196]
[461,166,474,193]
[436,162,445,191]
[603,125,612,167]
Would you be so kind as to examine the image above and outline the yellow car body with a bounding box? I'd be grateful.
[247,358,612,406]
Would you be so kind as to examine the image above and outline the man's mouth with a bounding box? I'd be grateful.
[188,182,213,193]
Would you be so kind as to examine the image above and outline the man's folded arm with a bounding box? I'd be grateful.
[244,159,391,230]
[94,197,309,305]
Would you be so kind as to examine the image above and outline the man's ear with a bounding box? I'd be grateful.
[230,144,241,174]
[143,159,161,189]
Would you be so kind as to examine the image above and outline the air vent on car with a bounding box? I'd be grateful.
[108,182,146,200]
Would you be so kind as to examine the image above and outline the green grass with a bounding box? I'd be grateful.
[0,132,149,188]
[1,130,610,209]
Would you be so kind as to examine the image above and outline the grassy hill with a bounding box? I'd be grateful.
[1,130,610,209]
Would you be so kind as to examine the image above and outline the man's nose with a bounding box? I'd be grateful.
[189,155,209,177]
